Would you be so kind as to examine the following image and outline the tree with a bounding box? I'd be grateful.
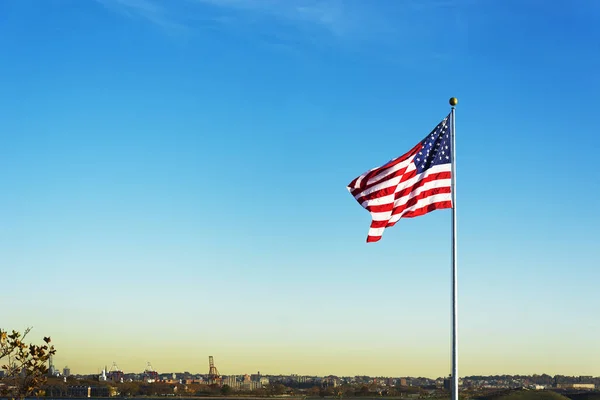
[221,384,233,396]
[308,386,321,397]
[0,328,56,400]
[120,382,142,396]
[320,386,335,398]
[357,385,371,397]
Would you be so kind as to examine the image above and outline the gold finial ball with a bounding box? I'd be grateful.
[449,97,458,106]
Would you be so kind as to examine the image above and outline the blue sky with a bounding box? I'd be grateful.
[1,0,599,377]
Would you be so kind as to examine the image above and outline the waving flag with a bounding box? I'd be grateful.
[347,114,453,242]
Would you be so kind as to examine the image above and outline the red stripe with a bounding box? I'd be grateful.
[369,219,390,229]
[385,200,452,228]
[401,200,452,219]
[366,235,382,243]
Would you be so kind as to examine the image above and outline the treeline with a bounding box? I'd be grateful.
[41,378,437,398]
[307,384,430,398]
[464,376,600,386]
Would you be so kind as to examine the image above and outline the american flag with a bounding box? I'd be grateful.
[347,114,453,242]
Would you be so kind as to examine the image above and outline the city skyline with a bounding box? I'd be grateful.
[44,359,600,381]
[2,0,599,378]
[48,347,599,378]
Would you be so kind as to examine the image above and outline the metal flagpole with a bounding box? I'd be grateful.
[449,97,459,400]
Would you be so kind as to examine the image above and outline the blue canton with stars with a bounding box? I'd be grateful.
[414,114,452,174]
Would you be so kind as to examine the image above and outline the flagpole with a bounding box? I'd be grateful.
[449,97,459,400]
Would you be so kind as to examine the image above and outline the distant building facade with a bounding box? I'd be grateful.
[556,384,595,390]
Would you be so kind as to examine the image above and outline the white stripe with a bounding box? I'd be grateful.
[367,226,386,238]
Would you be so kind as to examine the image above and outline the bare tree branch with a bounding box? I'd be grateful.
[0,327,56,400]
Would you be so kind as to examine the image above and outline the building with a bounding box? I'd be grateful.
[90,386,113,397]
[48,355,56,376]
[222,376,240,389]
[67,385,114,398]
[68,386,90,397]
[323,376,340,388]
[241,381,262,391]
[556,384,595,390]
[63,366,71,378]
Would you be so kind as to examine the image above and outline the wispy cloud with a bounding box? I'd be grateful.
[95,0,189,34]
[96,0,474,64]
[96,0,392,39]
[192,0,359,37]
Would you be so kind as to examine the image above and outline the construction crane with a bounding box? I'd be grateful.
[144,362,159,383]
[108,362,124,383]
[208,356,222,386]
